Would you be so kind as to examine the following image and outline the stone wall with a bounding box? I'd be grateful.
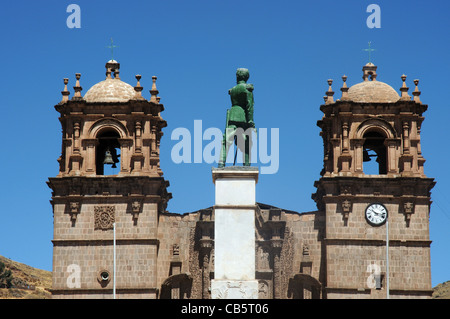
[51,198,160,298]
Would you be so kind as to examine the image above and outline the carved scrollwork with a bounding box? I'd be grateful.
[94,206,115,230]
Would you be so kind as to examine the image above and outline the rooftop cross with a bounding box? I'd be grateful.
[106,38,118,61]
[363,41,375,63]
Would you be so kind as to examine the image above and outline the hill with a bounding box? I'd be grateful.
[432,280,450,299]
[0,255,51,299]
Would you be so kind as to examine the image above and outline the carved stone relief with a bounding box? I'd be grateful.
[94,206,115,230]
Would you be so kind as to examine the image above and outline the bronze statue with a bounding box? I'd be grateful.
[218,68,256,167]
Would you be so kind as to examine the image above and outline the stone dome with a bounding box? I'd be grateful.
[84,78,136,103]
[348,80,400,103]
[82,60,137,103]
[346,63,400,103]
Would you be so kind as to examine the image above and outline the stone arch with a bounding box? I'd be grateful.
[88,118,129,175]
[288,274,321,299]
[355,119,397,175]
[354,118,396,140]
[88,118,129,139]
[160,273,193,299]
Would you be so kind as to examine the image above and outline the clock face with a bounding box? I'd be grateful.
[365,203,388,226]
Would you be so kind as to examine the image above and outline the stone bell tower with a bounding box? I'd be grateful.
[48,60,171,298]
[312,63,435,298]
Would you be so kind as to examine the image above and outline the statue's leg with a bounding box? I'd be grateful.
[218,134,227,168]
[246,136,250,166]
[234,126,252,166]
[243,134,251,166]
[218,126,236,167]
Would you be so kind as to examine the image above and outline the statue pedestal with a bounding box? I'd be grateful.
[211,167,259,299]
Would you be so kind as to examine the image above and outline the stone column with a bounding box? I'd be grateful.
[211,167,259,299]
[385,138,399,174]
[135,120,142,153]
[352,138,365,174]
[84,138,98,174]
[117,138,132,173]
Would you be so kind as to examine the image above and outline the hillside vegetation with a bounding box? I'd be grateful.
[432,280,450,299]
[0,256,51,299]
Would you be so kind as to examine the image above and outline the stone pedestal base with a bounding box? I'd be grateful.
[211,280,259,299]
[211,167,259,299]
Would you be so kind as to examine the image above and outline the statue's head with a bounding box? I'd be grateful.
[236,68,250,83]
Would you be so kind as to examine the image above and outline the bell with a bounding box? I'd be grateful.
[103,150,115,165]
[363,149,371,162]
[111,148,119,168]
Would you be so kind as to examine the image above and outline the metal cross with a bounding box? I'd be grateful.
[106,38,118,61]
[363,41,375,63]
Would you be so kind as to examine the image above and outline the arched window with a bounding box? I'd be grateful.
[363,131,387,175]
[96,130,121,175]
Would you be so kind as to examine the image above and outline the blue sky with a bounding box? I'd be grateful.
[0,0,449,287]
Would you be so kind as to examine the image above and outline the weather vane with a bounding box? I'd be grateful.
[106,38,118,61]
[363,41,375,63]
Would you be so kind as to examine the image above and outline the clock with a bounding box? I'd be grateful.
[365,203,388,226]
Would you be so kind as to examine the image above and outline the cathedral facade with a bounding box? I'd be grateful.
[48,60,434,299]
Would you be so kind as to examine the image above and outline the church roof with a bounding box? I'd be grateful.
[83,60,136,103]
[84,77,136,103]
[59,60,161,104]
[323,63,409,105]
[347,63,400,103]
[348,80,400,103]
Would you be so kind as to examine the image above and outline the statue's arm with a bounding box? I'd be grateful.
[246,89,255,127]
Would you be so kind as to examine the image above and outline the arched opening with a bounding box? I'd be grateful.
[288,274,321,299]
[363,131,387,175]
[160,274,192,299]
[96,130,121,175]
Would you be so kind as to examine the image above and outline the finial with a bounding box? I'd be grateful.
[412,79,421,103]
[106,38,118,61]
[134,74,145,100]
[340,75,349,100]
[61,78,70,103]
[363,41,376,64]
[150,76,159,102]
[325,79,334,104]
[400,74,410,100]
[72,73,83,100]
